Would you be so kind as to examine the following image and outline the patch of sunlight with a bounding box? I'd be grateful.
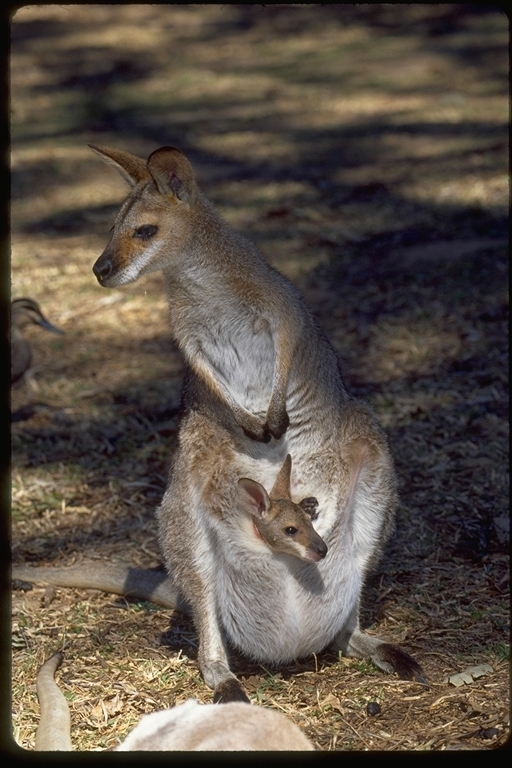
[401,173,508,210]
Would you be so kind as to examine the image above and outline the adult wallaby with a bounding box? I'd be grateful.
[90,143,426,702]
[34,653,314,751]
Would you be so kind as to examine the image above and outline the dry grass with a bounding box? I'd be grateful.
[9,4,509,752]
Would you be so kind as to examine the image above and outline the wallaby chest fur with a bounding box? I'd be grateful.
[91,144,426,700]
[157,408,370,663]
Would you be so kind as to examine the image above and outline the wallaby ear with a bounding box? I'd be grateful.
[237,478,271,519]
[270,454,292,500]
[88,144,150,187]
[147,146,196,205]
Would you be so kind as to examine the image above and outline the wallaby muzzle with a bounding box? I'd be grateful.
[308,539,328,561]
[93,251,115,285]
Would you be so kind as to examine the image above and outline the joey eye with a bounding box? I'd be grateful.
[133,224,158,240]
[284,527,298,536]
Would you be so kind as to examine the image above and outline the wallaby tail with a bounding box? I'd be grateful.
[35,652,73,751]
[12,562,190,613]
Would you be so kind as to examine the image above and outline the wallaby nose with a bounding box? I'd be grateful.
[93,256,113,284]
[316,541,328,559]
[306,540,328,562]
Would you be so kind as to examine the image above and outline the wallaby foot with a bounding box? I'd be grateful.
[213,679,251,704]
[370,642,428,685]
[336,627,428,686]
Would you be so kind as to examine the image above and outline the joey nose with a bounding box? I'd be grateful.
[93,256,113,284]
[309,541,328,562]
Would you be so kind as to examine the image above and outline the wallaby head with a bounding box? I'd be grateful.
[237,455,327,563]
[90,145,200,288]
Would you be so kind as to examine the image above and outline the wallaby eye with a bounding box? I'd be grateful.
[284,526,298,536]
[133,224,158,240]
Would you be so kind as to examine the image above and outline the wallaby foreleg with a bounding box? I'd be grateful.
[262,318,298,439]
[188,354,271,442]
[188,313,300,442]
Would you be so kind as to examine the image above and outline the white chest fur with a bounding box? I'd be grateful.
[212,521,360,663]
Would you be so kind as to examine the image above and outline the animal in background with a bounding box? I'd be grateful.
[34,653,315,751]
[11,297,63,385]
[90,142,426,702]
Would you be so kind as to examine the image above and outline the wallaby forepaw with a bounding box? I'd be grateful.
[266,409,290,440]
[375,643,428,686]
[242,424,272,443]
[213,678,251,704]
[299,497,319,521]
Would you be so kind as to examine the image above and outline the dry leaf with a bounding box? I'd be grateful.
[446,664,494,687]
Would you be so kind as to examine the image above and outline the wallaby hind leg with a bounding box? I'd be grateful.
[158,483,250,703]
[329,408,427,684]
[194,599,250,704]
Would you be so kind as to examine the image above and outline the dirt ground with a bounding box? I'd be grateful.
[8,4,509,753]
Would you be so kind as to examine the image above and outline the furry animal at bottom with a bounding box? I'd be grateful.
[34,653,315,751]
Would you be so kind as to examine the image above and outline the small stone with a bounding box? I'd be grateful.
[480,727,499,740]
[366,701,381,716]
[12,579,33,592]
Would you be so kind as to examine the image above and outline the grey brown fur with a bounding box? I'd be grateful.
[89,143,426,701]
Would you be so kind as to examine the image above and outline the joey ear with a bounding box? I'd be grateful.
[88,144,150,187]
[237,478,271,519]
[270,454,292,501]
[147,146,196,205]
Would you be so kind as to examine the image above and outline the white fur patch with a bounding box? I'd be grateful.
[116,240,162,284]
[116,699,314,751]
